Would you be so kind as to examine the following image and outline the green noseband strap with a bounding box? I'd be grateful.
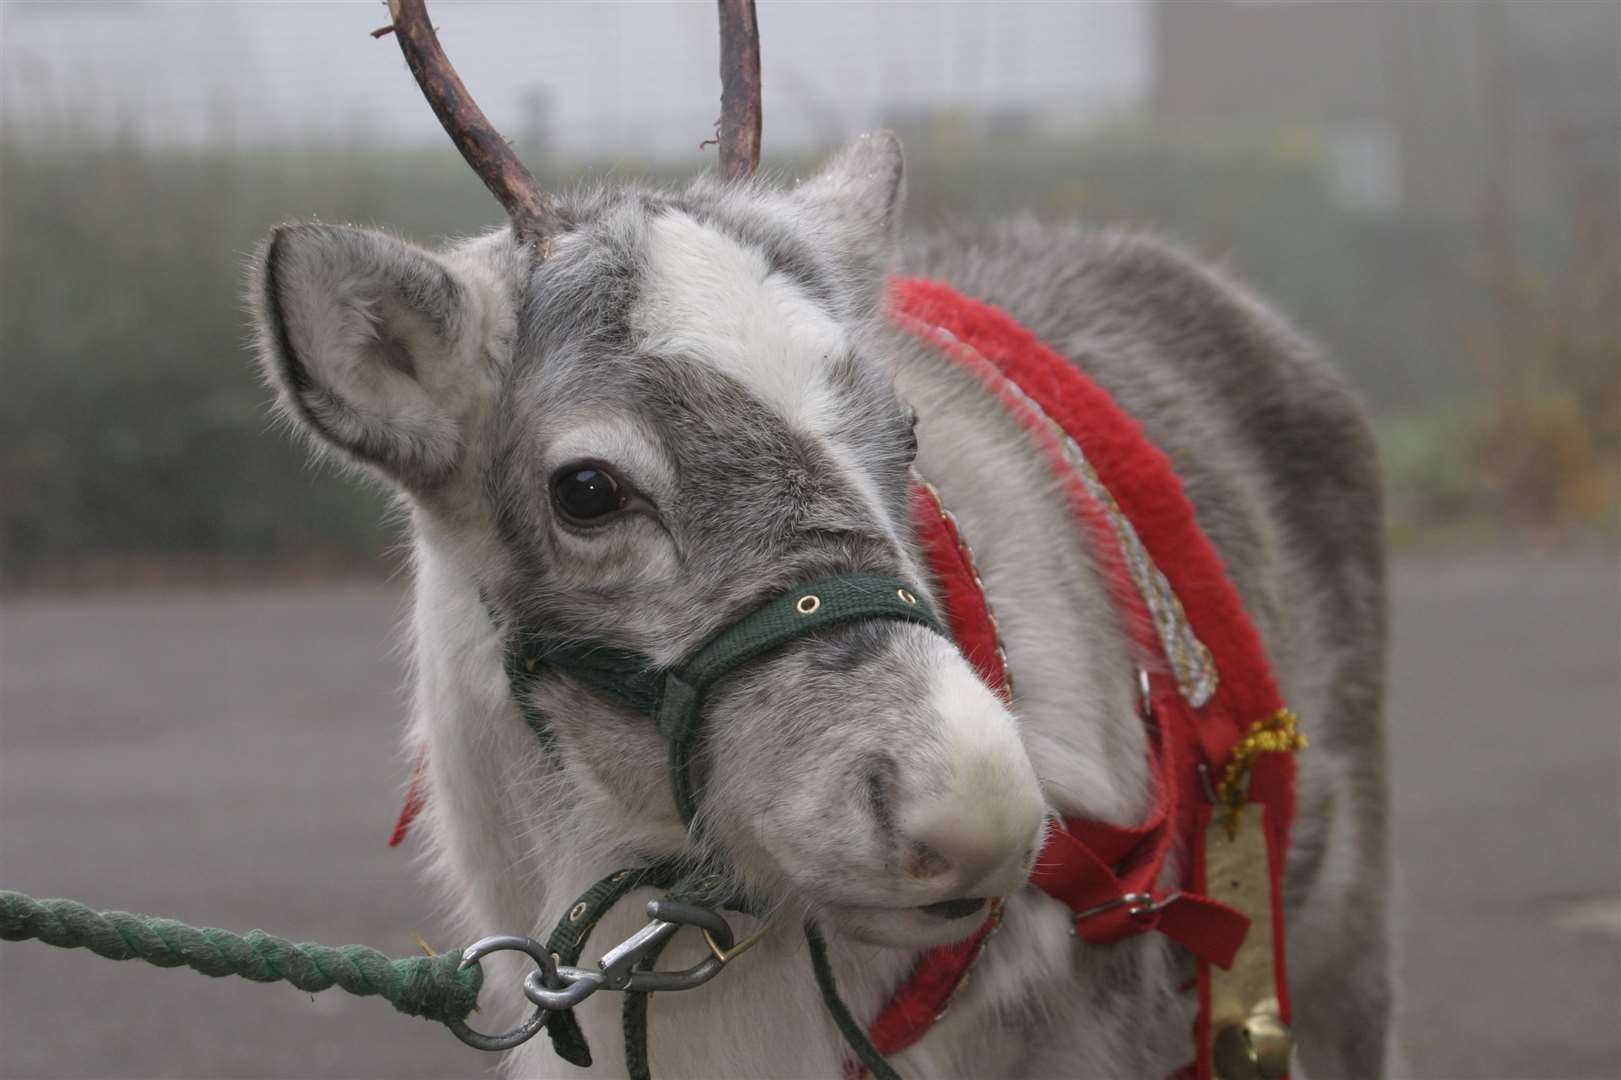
[509,573,945,824]
[654,573,944,824]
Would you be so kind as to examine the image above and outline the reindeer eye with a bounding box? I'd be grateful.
[552,464,627,524]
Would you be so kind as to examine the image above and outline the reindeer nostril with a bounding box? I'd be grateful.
[902,807,1039,895]
[863,755,899,839]
[907,840,953,880]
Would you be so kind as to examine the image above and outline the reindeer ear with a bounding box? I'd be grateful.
[792,131,905,285]
[252,224,491,489]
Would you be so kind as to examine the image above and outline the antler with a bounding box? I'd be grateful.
[715,0,762,180]
[384,0,560,244]
[382,0,760,234]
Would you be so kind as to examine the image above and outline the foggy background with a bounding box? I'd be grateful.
[2,0,1616,581]
[1,2,1617,1078]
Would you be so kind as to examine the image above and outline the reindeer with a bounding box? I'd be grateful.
[249,3,1390,1077]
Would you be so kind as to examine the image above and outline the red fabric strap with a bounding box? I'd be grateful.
[865,899,1006,1058]
[388,746,429,848]
[909,483,1009,702]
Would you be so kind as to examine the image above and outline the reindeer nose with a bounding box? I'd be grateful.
[903,801,1044,898]
[880,641,1048,902]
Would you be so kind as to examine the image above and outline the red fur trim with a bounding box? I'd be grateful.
[888,278,1291,769]
[887,278,1300,1079]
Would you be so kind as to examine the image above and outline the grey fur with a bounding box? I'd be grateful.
[249,131,1389,1079]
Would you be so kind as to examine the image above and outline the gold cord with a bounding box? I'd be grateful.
[1217,709,1307,830]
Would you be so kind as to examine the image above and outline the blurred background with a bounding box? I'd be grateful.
[1,2,1616,1078]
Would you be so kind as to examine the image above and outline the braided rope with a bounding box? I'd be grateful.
[0,890,482,1024]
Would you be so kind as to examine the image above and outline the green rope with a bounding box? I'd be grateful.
[0,890,482,1025]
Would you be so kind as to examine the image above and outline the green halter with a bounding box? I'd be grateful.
[501,572,939,1079]
[506,572,945,824]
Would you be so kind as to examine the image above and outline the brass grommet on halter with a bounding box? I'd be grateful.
[896,588,917,605]
[568,901,588,922]
[796,595,821,615]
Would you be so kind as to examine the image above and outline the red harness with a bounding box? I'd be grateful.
[871,279,1299,1080]
[391,278,1302,1080]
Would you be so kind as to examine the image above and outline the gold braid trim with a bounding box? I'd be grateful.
[1217,709,1307,830]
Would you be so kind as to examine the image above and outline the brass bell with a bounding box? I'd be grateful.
[1213,999,1293,1080]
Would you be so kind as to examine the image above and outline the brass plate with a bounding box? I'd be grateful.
[1205,805,1290,1077]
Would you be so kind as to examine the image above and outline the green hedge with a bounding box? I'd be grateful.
[3,125,1590,581]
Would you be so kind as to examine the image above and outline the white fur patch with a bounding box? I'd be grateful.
[910,643,1049,885]
[927,650,1040,802]
[635,210,846,430]
[634,210,904,541]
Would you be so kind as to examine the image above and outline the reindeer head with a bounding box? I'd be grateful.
[249,3,1046,950]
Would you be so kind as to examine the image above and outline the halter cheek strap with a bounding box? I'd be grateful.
[509,572,945,824]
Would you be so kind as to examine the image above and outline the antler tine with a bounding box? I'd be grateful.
[716,0,762,181]
[385,0,559,244]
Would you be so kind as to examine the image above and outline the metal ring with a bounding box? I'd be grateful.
[1073,891,1153,924]
[568,901,588,921]
[523,965,602,1010]
[443,935,555,1052]
[1128,891,1182,921]
[796,594,821,615]
[896,588,917,605]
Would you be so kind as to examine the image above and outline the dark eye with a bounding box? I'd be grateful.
[904,406,919,459]
[552,464,627,524]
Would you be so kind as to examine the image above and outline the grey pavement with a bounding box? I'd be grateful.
[2,555,1617,1079]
